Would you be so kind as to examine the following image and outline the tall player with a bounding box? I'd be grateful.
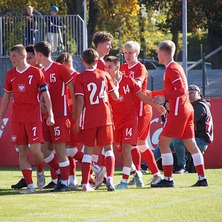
[91,31,113,186]
[56,52,83,189]
[74,48,119,191]
[105,56,165,189]
[0,44,54,194]
[150,40,208,187]
[120,41,163,187]
[34,41,75,192]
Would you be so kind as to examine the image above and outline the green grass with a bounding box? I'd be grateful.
[0,168,222,222]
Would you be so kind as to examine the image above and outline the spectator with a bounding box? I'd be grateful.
[25,6,37,45]
[45,6,65,53]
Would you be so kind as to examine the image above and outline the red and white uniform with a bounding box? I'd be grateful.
[42,61,73,143]
[152,62,194,139]
[4,65,46,144]
[109,75,141,145]
[75,68,115,129]
[97,58,105,71]
[42,62,73,117]
[121,61,152,140]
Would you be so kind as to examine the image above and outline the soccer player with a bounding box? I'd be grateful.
[34,41,75,192]
[92,31,113,71]
[74,48,119,191]
[105,56,165,189]
[120,41,163,187]
[150,40,208,187]
[56,52,83,189]
[90,31,113,186]
[11,45,46,190]
[0,44,54,194]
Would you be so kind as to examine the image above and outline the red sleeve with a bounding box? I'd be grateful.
[60,65,73,84]
[4,71,13,93]
[164,68,186,100]
[106,73,116,93]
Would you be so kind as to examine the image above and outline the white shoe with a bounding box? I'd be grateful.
[20,187,36,194]
[82,184,95,192]
[37,171,45,190]
[150,174,163,185]
[134,171,144,187]
[95,166,106,189]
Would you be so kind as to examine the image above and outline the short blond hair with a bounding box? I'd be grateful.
[123,41,140,54]
[157,40,176,56]
[10,44,26,56]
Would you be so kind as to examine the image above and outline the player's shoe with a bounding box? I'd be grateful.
[11,178,27,189]
[106,183,115,191]
[82,184,95,192]
[89,178,96,187]
[128,177,135,186]
[134,171,144,187]
[116,181,128,190]
[37,171,45,190]
[151,179,174,188]
[95,166,106,189]
[150,174,163,185]
[52,182,71,192]
[20,187,36,194]
[192,178,208,187]
[70,183,79,190]
[43,181,57,189]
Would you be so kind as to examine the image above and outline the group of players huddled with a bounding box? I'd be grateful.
[0,31,208,194]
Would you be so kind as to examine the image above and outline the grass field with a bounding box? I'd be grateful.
[0,167,222,222]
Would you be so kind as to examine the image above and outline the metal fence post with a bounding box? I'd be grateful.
[202,53,206,97]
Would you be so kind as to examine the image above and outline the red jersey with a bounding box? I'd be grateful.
[4,65,46,123]
[152,62,193,115]
[66,70,79,113]
[42,62,73,117]
[75,68,116,129]
[97,58,105,71]
[120,61,151,116]
[109,75,141,130]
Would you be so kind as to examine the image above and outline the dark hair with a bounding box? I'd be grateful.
[10,44,26,55]
[82,48,99,65]
[34,41,51,57]
[26,44,35,54]
[56,52,72,64]
[105,56,120,66]
[92,31,113,48]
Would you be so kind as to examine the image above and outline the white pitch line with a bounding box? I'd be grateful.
[84,190,222,222]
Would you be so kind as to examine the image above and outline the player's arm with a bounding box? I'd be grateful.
[110,87,119,101]
[74,96,84,132]
[67,81,76,118]
[0,92,11,130]
[136,91,166,115]
[40,85,54,126]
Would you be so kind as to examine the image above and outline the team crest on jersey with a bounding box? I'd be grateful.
[129,71,134,78]
[11,135,17,142]
[18,84,25,92]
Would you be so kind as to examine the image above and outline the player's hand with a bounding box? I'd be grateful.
[152,95,165,105]
[46,114,55,126]
[146,90,152,97]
